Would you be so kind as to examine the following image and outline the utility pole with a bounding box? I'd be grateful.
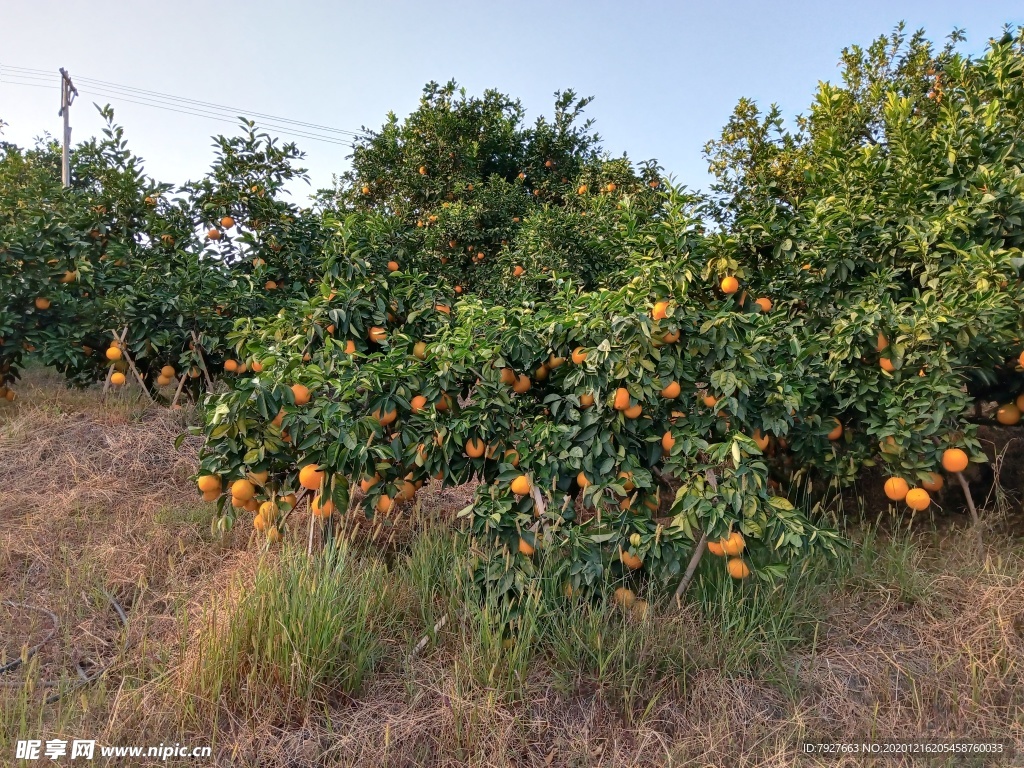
[58,68,78,187]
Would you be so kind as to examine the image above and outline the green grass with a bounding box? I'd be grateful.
[180,542,403,727]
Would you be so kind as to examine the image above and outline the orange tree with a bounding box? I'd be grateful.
[702,25,1024,501]
[1,111,329,399]
[335,80,663,299]
[193,29,1024,603]
[192,187,843,600]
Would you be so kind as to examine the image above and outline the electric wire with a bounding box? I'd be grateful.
[0,64,366,147]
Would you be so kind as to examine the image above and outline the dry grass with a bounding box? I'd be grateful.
[1,368,1022,767]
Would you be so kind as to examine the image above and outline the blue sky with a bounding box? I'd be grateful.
[1,1,1020,199]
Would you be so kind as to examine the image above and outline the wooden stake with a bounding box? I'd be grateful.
[100,364,113,402]
[190,330,215,392]
[112,330,155,405]
[674,530,709,607]
[955,471,985,561]
[170,371,187,408]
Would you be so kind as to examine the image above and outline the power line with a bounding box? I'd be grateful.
[0,78,57,91]
[0,64,367,147]
[76,75,366,138]
[1,64,365,137]
[68,86,355,147]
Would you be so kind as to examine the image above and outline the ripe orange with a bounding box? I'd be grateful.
[499,367,517,386]
[387,260,399,272]
[827,418,843,441]
[160,365,175,379]
[606,182,617,192]
[941,448,969,473]
[612,587,635,608]
[702,394,718,408]
[662,329,680,344]
[620,549,643,570]
[411,394,428,413]
[660,381,681,399]
[722,531,745,556]
[111,372,126,386]
[518,538,536,557]
[247,469,269,486]
[505,449,520,467]
[435,304,451,314]
[231,479,256,501]
[258,501,277,519]
[253,512,268,531]
[618,471,635,492]
[291,383,311,405]
[613,387,631,411]
[652,300,670,320]
[374,407,397,426]
[548,354,566,369]
[624,404,642,419]
[578,184,588,194]
[106,346,122,361]
[661,431,675,451]
[727,558,751,579]
[579,393,594,408]
[299,464,324,490]
[359,474,381,493]
[267,525,282,543]
[207,228,222,240]
[754,297,772,312]
[883,477,909,501]
[395,481,417,502]
[369,326,386,343]
[720,276,739,295]
[345,340,357,354]
[197,475,222,493]
[571,347,588,365]
[361,185,371,195]
[905,488,931,512]
[510,475,532,496]
[465,438,486,458]
[250,360,264,373]
[577,472,590,489]
[880,357,895,372]
[1019,350,1024,368]
[418,165,427,175]
[513,265,525,277]
[707,539,725,557]
[34,297,51,310]
[513,375,532,393]
[996,403,1021,425]
[1016,393,1024,412]
[921,472,944,492]
[376,494,394,514]
[311,495,335,518]
[876,333,889,352]
[281,493,297,508]
[751,429,769,451]
[220,216,235,229]
[264,280,278,290]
